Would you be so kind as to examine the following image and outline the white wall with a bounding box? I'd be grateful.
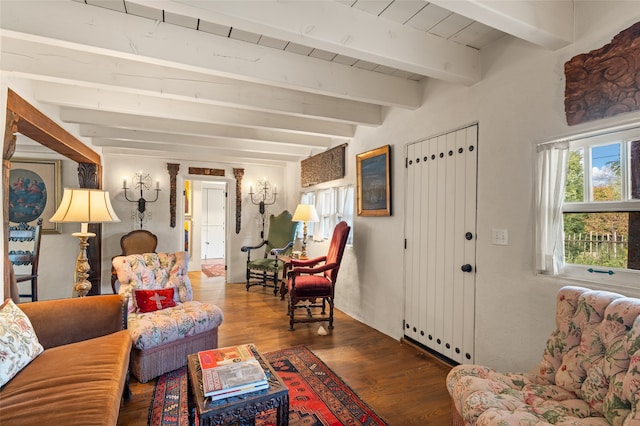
[101,154,290,291]
[319,3,640,373]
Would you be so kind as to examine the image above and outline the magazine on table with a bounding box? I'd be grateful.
[198,344,268,398]
[197,344,257,370]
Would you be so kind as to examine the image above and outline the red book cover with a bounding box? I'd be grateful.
[197,344,256,370]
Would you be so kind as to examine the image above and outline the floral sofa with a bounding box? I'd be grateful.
[447,286,640,425]
[112,251,223,383]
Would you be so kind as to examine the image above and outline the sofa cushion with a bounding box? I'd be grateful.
[128,301,223,351]
[134,288,176,313]
[0,299,44,387]
[0,330,131,425]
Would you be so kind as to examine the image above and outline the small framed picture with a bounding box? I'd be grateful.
[356,145,391,216]
[9,158,62,233]
[184,180,192,217]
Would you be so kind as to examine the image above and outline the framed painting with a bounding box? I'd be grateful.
[184,179,192,217]
[9,158,62,233]
[184,219,192,255]
[356,145,391,216]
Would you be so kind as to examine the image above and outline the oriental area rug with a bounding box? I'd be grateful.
[149,345,388,426]
[201,258,225,278]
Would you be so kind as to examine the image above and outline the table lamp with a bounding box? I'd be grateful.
[51,188,120,297]
[292,204,319,259]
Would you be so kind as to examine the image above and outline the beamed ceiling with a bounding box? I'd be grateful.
[0,0,574,166]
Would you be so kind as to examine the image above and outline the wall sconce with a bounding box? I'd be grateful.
[249,179,277,239]
[123,172,160,229]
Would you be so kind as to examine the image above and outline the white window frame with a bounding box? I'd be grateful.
[299,184,354,245]
[559,126,640,289]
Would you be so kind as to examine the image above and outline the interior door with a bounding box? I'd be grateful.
[403,124,477,364]
[201,187,225,260]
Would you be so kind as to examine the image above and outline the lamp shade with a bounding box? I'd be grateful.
[50,188,120,223]
[292,204,319,223]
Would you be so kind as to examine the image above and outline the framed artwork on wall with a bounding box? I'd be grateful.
[184,180,192,217]
[356,145,391,216]
[9,158,62,233]
[184,219,192,255]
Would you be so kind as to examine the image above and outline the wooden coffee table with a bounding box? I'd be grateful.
[187,346,289,426]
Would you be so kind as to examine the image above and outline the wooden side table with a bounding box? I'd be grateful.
[187,346,289,426]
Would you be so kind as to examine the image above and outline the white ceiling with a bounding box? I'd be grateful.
[0,0,574,166]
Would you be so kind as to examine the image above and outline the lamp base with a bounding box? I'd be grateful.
[72,232,95,297]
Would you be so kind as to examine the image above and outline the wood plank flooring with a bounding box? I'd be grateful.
[116,273,453,425]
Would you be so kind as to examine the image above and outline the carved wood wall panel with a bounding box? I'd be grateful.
[301,144,346,187]
[189,167,225,177]
[233,168,244,234]
[167,163,180,228]
[565,21,640,126]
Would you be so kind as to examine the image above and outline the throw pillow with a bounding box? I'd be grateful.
[0,299,44,387]
[134,288,177,313]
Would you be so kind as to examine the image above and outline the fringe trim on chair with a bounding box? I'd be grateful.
[451,398,465,426]
[131,328,219,383]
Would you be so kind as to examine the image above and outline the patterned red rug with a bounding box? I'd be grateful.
[201,260,225,277]
[148,345,388,426]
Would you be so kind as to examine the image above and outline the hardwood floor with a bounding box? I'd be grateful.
[116,273,453,425]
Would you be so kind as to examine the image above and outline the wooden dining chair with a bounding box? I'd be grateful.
[111,229,158,293]
[286,221,351,330]
[8,218,43,302]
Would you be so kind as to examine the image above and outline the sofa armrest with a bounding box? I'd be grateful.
[18,295,128,350]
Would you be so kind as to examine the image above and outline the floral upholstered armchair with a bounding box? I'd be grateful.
[112,251,223,383]
[447,286,640,425]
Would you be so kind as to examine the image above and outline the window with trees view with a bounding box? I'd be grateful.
[563,131,640,282]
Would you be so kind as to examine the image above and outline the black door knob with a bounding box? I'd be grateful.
[461,264,473,273]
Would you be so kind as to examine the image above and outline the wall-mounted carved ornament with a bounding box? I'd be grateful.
[301,144,346,187]
[189,167,225,177]
[167,163,179,228]
[233,168,244,234]
[565,21,640,126]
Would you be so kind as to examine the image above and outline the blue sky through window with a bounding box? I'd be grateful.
[591,143,620,187]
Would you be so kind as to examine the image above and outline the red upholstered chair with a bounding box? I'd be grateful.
[286,221,350,331]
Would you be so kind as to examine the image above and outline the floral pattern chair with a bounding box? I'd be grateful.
[112,251,223,383]
[447,286,640,425]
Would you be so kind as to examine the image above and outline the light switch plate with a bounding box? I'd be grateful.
[492,229,509,245]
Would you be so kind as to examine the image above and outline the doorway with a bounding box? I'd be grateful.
[200,182,226,278]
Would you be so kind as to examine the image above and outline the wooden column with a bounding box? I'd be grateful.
[3,110,19,300]
[78,162,102,295]
[233,168,244,234]
[167,163,180,228]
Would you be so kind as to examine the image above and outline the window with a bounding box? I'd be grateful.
[299,185,354,245]
[560,128,640,286]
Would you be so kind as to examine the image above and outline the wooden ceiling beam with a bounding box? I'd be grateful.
[7,89,100,165]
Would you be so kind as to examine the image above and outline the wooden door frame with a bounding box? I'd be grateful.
[3,89,103,298]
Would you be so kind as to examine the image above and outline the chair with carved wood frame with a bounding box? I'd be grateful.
[111,229,158,293]
[286,221,350,331]
[8,218,43,302]
[241,210,298,295]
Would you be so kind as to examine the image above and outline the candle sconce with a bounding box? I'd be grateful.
[249,179,277,238]
[123,172,160,229]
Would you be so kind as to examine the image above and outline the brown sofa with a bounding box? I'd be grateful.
[0,295,132,425]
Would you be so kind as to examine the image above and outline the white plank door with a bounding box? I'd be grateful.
[201,187,226,260]
[404,124,477,364]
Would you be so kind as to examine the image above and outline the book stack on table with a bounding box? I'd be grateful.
[197,344,269,400]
